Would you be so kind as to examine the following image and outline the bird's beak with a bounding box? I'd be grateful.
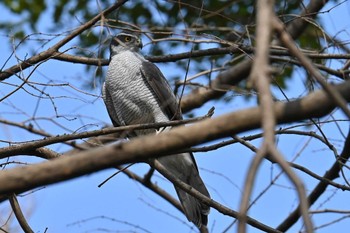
[137,39,143,49]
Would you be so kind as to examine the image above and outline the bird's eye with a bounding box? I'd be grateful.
[124,36,131,42]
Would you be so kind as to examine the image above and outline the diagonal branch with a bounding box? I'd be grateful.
[0,0,129,81]
[0,80,349,196]
[118,166,183,213]
[272,16,350,119]
[152,160,281,233]
[277,127,350,231]
[0,113,211,159]
[8,194,34,233]
[180,0,330,113]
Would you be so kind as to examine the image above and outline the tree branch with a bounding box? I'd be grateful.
[152,160,281,233]
[8,194,34,233]
[180,0,330,113]
[239,1,278,232]
[0,0,129,81]
[51,46,350,68]
[0,114,211,159]
[273,16,350,119]
[277,126,350,231]
[0,80,349,196]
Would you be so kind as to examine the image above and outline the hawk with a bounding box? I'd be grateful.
[102,30,210,227]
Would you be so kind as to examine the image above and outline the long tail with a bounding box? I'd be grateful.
[156,152,210,227]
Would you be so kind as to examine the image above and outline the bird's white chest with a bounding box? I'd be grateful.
[107,51,143,84]
[104,51,168,127]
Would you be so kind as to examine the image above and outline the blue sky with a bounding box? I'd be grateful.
[1,1,350,233]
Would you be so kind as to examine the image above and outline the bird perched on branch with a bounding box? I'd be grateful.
[102,30,210,227]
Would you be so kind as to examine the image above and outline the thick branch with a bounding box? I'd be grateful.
[284,0,329,40]
[239,1,277,232]
[0,80,349,196]
[180,0,330,113]
[273,16,350,118]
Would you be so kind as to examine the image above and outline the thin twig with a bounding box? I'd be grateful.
[0,114,211,159]
[152,160,281,233]
[97,163,134,188]
[273,16,350,119]
[0,0,129,81]
[277,128,350,231]
[8,194,34,233]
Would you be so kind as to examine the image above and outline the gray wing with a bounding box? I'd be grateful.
[141,62,210,226]
[102,83,120,127]
[141,61,182,121]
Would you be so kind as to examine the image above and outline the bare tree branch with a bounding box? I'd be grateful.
[239,1,277,232]
[273,16,350,119]
[0,113,211,159]
[51,46,350,67]
[180,0,331,113]
[0,1,347,231]
[0,80,349,196]
[277,127,350,231]
[151,160,281,233]
[8,194,34,233]
[0,0,129,81]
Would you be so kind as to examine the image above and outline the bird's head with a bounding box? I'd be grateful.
[110,30,143,56]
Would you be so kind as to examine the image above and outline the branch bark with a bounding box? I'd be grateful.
[239,1,278,232]
[9,194,34,233]
[180,0,330,113]
[0,80,349,196]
